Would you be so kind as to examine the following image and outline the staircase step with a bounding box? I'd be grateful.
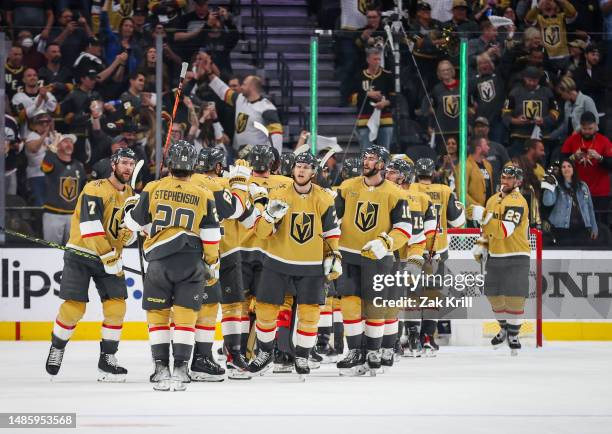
[242,15,312,27]
[231,52,334,62]
[268,79,340,90]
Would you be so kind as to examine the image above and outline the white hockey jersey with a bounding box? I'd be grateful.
[341,0,368,30]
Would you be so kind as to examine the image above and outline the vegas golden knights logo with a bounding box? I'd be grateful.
[59,177,78,202]
[290,212,314,244]
[358,0,368,15]
[236,112,249,134]
[478,80,495,103]
[544,26,560,47]
[523,100,542,120]
[355,201,379,232]
[443,95,459,118]
[109,207,122,239]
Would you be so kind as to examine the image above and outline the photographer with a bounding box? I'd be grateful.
[50,8,94,68]
[354,6,387,69]
[542,159,599,246]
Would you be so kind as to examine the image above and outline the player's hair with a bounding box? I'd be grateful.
[169,168,192,178]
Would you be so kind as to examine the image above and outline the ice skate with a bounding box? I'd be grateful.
[151,360,171,391]
[405,331,422,358]
[248,349,274,376]
[226,352,252,380]
[97,352,127,382]
[366,350,382,376]
[337,349,367,376]
[45,344,65,377]
[393,340,404,360]
[273,349,294,374]
[315,344,338,364]
[422,334,439,357]
[381,348,395,371]
[308,348,322,370]
[491,328,508,350]
[171,361,190,391]
[508,335,521,357]
[190,354,225,382]
[295,356,310,382]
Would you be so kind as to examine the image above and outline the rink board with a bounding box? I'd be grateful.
[1,247,612,341]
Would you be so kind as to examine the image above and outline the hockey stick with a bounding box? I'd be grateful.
[159,62,189,174]
[130,160,147,278]
[0,227,142,275]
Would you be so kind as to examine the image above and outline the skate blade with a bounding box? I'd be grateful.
[423,349,437,358]
[297,374,306,382]
[228,371,252,380]
[248,364,273,378]
[171,379,187,391]
[510,348,519,357]
[320,356,338,364]
[339,366,368,377]
[189,371,225,382]
[97,371,127,383]
[153,379,171,391]
[492,343,505,350]
[273,365,294,374]
[308,361,321,370]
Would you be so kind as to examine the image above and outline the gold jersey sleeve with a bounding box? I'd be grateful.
[253,183,340,276]
[335,177,412,264]
[398,186,436,260]
[128,176,221,261]
[66,179,134,257]
[483,190,530,257]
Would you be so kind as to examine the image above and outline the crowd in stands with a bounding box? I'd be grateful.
[2,0,612,248]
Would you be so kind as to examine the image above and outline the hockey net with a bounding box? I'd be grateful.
[446,228,543,347]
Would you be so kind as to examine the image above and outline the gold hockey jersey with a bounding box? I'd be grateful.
[254,183,340,276]
[335,177,412,264]
[410,182,465,254]
[126,176,221,261]
[397,185,436,260]
[482,189,530,257]
[66,179,133,257]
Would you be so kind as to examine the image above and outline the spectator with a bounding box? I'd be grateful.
[470,53,506,143]
[17,30,46,70]
[188,101,229,154]
[120,71,155,122]
[512,138,546,226]
[455,136,494,215]
[41,134,85,244]
[561,112,612,220]
[501,26,544,79]
[569,0,603,41]
[12,68,58,137]
[542,159,599,246]
[38,42,74,102]
[436,135,458,188]
[430,0,453,24]
[5,45,25,101]
[354,6,386,68]
[467,20,503,66]
[24,111,59,206]
[4,114,23,195]
[49,8,94,69]
[73,38,128,93]
[502,66,560,157]
[336,0,367,104]
[443,0,479,41]
[149,0,187,28]
[100,0,143,75]
[426,60,459,152]
[473,117,510,190]
[408,1,444,91]
[350,47,395,151]
[572,45,607,115]
[553,76,599,139]
[567,39,587,73]
[197,6,239,78]
[6,0,54,39]
[139,46,170,93]
[173,0,211,59]
[60,69,100,163]
[524,0,577,71]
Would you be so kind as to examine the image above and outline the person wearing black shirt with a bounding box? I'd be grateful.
[38,43,74,103]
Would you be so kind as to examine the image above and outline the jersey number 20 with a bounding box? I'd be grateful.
[151,204,195,235]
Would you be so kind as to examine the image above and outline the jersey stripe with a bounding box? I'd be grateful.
[79,220,105,237]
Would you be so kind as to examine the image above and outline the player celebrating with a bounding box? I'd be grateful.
[335,145,412,376]
[45,148,137,381]
[247,152,342,377]
[124,141,221,391]
[412,158,465,356]
[470,166,530,355]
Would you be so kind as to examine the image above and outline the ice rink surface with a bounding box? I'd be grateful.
[1,341,611,434]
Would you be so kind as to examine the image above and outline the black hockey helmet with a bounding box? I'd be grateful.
[196,147,225,173]
[387,158,414,184]
[362,145,390,165]
[280,152,296,177]
[293,152,318,172]
[167,140,197,172]
[248,144,275,172]
[502,164,523,181]
[110,147,137,165]
[341,158,362,180]
[415,158,435,178]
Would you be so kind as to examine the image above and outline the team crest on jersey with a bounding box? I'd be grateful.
[59,177,78,202]
[523,100,542,120]
[236,112,249,134]
[108,207,122,239]
[358,0,368,14]
[290,212,314,244]
[355,201,379,232]
[443,95,459,118]
[543,26,560,47]
[478,80,495,102]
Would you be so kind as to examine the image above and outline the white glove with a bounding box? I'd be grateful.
[469,205,485,223]
[263,199,289,223]
[471,237,489,264]
[249,183,268,204]
[404,255,424,282]
[122,194,140,220]
[228,161,252,188]
[361,233,393,260]
[204,258,220,285]
[482,212,494,226]
[541,174,558,192]
[323,251,343,281]
[100,249,123,275]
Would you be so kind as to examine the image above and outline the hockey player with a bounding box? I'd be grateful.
[335,145,412,375]
[124,140,221,391]
[45,148,137,381]
[189,148,254,380]
[411,158,465,356]
[385,158,436,362]
[247,152,342,376]
[470,165,530,355]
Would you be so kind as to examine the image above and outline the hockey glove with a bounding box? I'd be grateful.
[404,254,425,287]
[263,199,289,224]
[471,236,489,264]
[228,159,252,190]
[361,232,393,260]
[118,228,137,246]
[100,249,123,275]
[204,258,220,286]
[249,183,269,205]
[422,251,440,275]
[323,251,343,281]
[541,174,558,193]
[122,194,140,222]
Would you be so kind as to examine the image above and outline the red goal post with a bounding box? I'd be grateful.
[446,228,543,347]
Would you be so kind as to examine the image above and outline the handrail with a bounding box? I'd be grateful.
[251,0,268,68]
